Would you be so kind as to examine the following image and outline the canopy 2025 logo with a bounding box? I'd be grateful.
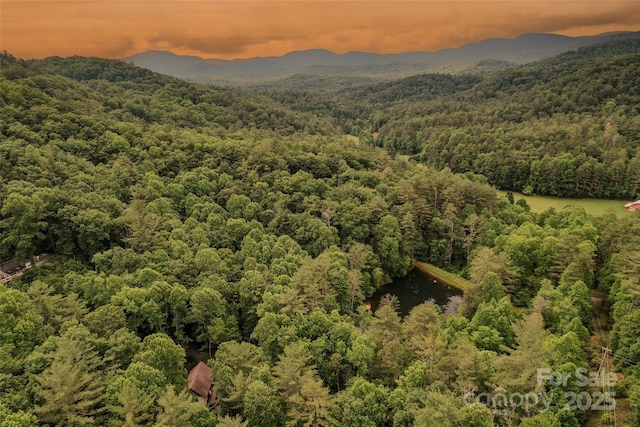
[462,368,617,413]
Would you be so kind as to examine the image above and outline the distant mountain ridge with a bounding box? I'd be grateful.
[124,31,640,85]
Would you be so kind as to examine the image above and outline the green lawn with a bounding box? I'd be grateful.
[414,261,472,292]
[497,191,636,217]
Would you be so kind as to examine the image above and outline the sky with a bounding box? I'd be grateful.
[2,1,640,60]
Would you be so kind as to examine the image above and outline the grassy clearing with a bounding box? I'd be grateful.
[497,191,636,217]
[414,261,471,292]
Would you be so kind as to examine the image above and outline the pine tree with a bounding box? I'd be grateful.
[155,386,195,427]
[286,371,334,427]
[33,336,107,426]
[107,381,154,427]
[273,342,333,426]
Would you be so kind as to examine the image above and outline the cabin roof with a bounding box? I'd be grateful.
[187,361,213,398]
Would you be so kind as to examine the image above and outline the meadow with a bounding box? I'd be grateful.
[498,191,636,217]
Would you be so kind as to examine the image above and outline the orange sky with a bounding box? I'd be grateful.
[2,1,640,60]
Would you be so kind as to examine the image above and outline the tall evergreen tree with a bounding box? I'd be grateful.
[33,336,106,426]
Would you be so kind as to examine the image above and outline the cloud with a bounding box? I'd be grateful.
[2,0,640,59]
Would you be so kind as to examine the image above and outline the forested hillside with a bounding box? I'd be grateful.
[268,38,640,199]
[1,50,640,427]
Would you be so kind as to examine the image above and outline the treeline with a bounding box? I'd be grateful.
[1,53,640,426]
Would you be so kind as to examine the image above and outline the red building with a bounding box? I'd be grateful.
[624,200,640,211]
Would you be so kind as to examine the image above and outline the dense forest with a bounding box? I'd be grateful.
[266,38,640,199]
[0,39,639,427]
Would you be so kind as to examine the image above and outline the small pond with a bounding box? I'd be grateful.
[366,267,463,317]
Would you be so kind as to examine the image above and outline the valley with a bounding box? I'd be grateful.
[1,34,640,426]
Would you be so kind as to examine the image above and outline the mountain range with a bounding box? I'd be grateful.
[124,31,640,86]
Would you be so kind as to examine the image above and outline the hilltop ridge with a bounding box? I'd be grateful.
[124,31,640,85]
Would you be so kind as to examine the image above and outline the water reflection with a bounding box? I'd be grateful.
[366,268,463,317]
